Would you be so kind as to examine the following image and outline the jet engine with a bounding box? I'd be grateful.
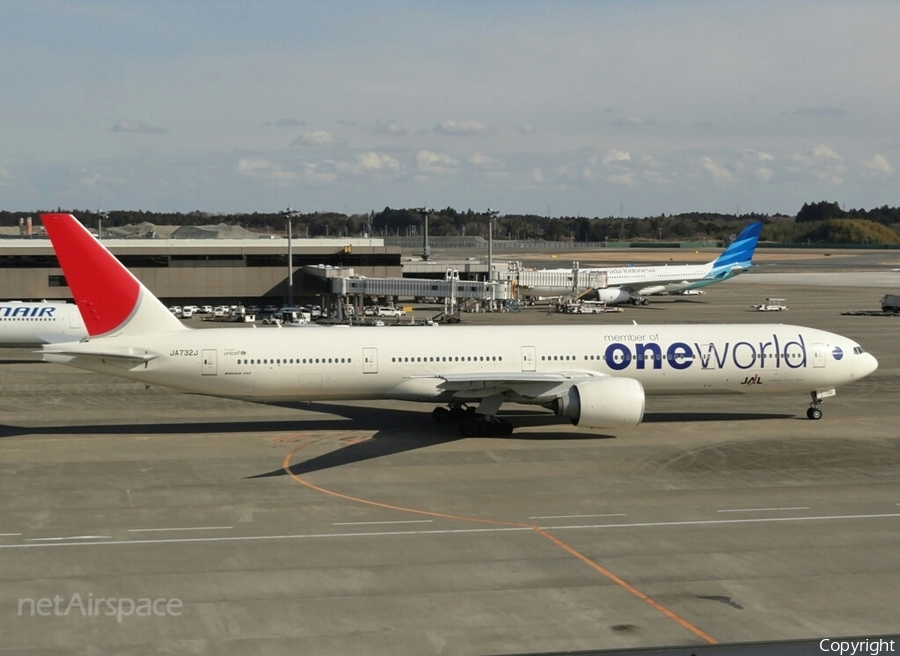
[551,377,645,429]
[596,287,631,305]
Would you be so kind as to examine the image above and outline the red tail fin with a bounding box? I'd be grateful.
[41,213,186,337]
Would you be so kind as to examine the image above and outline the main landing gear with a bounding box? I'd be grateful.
[806,391,824,420]
[432,404,514,437]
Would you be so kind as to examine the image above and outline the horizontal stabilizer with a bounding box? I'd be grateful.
[43,348,159,364]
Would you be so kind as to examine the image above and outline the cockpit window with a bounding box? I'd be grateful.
[853,346,865,354]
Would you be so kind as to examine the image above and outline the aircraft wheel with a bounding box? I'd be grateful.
[641,299,650,306]
[460,416,481,437]
[807,407,823,420]
[448,405,466,422]
[496,419,514,436]
[432,406,452,423]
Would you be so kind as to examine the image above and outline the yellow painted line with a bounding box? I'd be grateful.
[282,443,717,645]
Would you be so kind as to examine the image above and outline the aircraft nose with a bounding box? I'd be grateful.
[861,353,879,378]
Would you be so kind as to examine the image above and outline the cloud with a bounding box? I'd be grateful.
[531,168,545,183]
[416,150,457,173]
[109,121,169,135]
[612,116,652,127]
[263,118,304,127]
[755,167,774,183]
[812,144,841,160]
[237,158,296,184]
[555,161,585,183]
[701,156,734,183]
[292,130,337,147]
[603,149,631,165]
[789,145,846,185]
[519,124,536,135]
[434,120,490,136]
[357,152,401,174]
[299,163,337,185]
[468,153,504,170]
[607,173,636,186]
[375,121,406,135]
[739,149,774,162]
[787,107,847,118]
[862,154,892,175]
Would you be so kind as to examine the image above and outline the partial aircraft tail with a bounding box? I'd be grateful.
[41,213,188,338]
[710,222,762,272]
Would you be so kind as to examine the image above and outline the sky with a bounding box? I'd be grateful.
[1,1,898,217]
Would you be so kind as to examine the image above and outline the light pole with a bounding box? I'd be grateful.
[281,207,301,306]
[96,209,108,241]
[486,207,499,311]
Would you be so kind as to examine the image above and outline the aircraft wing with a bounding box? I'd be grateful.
[411,370,605,401]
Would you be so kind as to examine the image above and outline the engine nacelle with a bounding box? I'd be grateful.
[595,287,631,305]
[552,378,645,429]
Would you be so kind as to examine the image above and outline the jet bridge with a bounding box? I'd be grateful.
[506,263,608,300]
[328,275,508,300]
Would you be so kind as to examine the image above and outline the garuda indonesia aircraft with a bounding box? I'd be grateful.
[0,300,86,347]
[518,221,763,305]
[39,214,876,436]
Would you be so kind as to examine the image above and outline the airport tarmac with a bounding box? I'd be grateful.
[1,271,899,655]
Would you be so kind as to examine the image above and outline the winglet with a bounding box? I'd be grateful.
[40,213,187,337]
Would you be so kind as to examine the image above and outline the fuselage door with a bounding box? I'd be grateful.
[362,347,378,374]
[201,349,217,375]
[812,344,826,368]
[521,345,536,372]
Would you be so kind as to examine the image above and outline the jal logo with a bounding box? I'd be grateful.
[740,374,763,386]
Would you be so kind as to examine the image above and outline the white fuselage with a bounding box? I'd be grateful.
[0,302,87,347]
[519,263,718,298]
[43,323,877,405]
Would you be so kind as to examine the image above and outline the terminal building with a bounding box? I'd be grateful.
[1,230,593,311]
[0,235,402,305]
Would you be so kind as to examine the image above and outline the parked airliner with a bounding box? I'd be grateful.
[39,213,876,436]
[519,221,762,305]
[0,300,86,347]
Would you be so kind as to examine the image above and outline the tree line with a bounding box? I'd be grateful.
[2,201,899,244]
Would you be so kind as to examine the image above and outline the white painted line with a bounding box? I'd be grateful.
[332,520,434,526]
[2,512,898,550]
[0,526,532,549]
[529,513,625,520]
[0,533,22,537]
[541,512,900,531]
[717,506,809,513]
[25,535,111,542]
[128,526,234,533]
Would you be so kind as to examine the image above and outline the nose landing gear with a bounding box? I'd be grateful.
[805,389,834,420]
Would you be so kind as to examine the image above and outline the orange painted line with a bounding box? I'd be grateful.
[281,448,524,527]
[282,444,718,645]
[531,526,718,644]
